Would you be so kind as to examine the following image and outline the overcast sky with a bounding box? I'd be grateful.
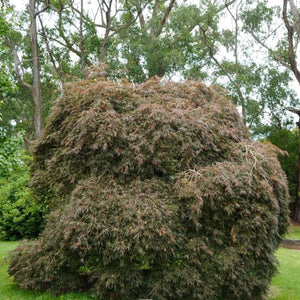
[7,0,299,121]
[10,0,285,10]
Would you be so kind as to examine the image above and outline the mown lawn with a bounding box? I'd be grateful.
[1,239,300,299]
[285,223,300,240]
[270,247,300,300]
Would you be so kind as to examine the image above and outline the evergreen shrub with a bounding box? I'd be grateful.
[0,172,44,240]
[9,77,290,299]
[0,134,45,240]
[267,129,298,214]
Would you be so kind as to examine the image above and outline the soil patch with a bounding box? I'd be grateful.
[290,220,300,227]
[281,238,300,250]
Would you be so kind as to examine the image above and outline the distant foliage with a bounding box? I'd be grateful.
[267,129,298,213]
[9,77,290,299]
[0,134,25,178]
[0,134,45,240]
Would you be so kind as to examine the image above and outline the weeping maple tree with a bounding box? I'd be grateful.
[9,76,290,299]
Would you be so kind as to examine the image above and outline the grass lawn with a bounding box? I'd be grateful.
[270,247,300,300]
[285,223,300,240]
[1,238,300,299]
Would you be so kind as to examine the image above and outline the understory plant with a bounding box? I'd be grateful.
[0,134,45,240]
[9,77,290,299]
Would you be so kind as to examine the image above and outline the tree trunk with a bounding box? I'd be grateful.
[100,0,112,63]
[29,0,43,139]
[79,0,87,78]
[294,123,300,222]
[283,0,300,85]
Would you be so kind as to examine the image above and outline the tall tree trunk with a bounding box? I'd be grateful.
[100,0,113,63]
[294,122,300,222]
[283,0,300,85]
[79,0,87,78]
[29,0,43,139]
[286,108,300,222]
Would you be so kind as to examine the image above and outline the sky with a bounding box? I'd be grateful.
[8,0,300,119]
[6,0,300,129]
[10,0,286,12]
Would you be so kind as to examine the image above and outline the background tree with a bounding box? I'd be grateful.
[0,133,45,240]
[2,0,51,139]
[267,128,298,216]
[283,0,300,85]
[192,0,297,136]
[240,0,300,221]
[37,0,146,82]
[119,0,236,82]
[1,0,299,223]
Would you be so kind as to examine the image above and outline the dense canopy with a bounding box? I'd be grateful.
[9,77,290,299]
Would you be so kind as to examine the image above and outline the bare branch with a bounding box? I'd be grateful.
[108,4,147,37]
[160,0,176,29]
[136,1,146,31]
[4,37,33,91]
[244,26,292,70]
[286,106,300,115]
[200,26,246,122]
[34,0,50,16]
[223,0,238,10]
[55,9,91,63]
[38,15,65,86]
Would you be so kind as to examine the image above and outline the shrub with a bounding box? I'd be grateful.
[0,134,26,178]
[9,77,290,299]
[0,135,45,240]
[267,129,298,214]
[0,172,44,241]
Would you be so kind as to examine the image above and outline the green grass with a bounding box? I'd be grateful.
[285,224,300,240]
[269,247,300,300]
[0,241,95,300]
[1,241,300,300]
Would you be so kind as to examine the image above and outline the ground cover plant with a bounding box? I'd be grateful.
[8,77,290,299]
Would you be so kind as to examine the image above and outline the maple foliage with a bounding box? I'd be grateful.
[9,77,289,299]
